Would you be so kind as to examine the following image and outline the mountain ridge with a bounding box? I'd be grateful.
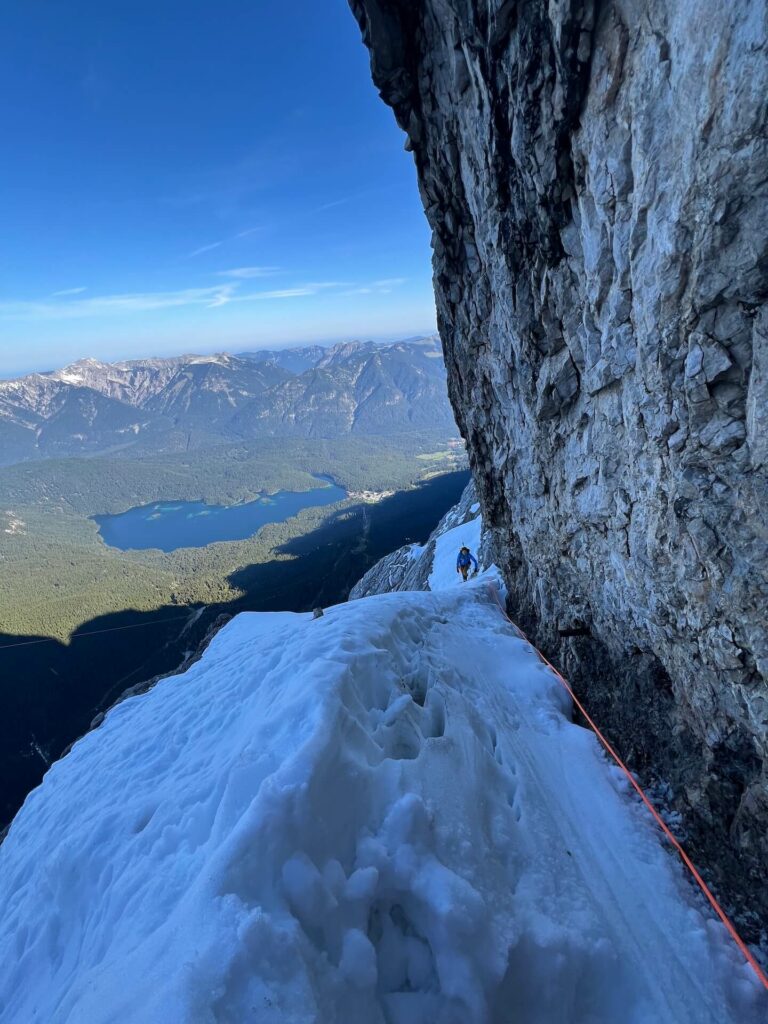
[0,336,453,464]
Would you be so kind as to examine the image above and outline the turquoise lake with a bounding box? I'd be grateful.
[93,476,347,552]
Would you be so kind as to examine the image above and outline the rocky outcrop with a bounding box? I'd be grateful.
[349,0,768,936]
[350,481,492,596]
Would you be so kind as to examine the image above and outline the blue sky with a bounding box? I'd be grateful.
[0,1,436,375]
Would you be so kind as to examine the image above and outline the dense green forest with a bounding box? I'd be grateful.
[0,431,465,639]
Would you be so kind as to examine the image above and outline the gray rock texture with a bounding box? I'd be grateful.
[349,0,768,937]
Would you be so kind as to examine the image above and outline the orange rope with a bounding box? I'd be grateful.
[486,582,768,992]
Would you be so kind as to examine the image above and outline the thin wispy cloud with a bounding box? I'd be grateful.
[187,226,264,260]
[0,286,235,321]
[169,148,297,218]
[302,281,351,291]
[372,278,406,288]
[249,288,316,300]
[187,240,224,258]
[0,276,408,323]
[317,197,351,212]
[206,287,236,308]
[340,278,407,297]
[315,184,402,215]
[51,286,88,297]
[231,282,348,302]
[217,266,281,279]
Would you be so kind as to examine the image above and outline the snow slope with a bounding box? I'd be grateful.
[350,481,486,599]
[0,580,765,1020]
[428,514,482,591]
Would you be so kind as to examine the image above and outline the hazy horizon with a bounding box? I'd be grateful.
[0,327,440,380]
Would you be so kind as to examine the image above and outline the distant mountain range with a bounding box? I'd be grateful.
[0,337,456,465]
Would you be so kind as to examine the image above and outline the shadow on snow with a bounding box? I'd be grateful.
[0,471,470,827]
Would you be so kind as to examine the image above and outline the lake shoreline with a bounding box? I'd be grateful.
[0,471,470,827]
[93,475,348,553]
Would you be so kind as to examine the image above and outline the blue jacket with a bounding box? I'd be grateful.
[457,550,478,570]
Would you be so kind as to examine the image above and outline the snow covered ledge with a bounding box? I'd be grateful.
[350,481,492,598]
[0,544,766,1019]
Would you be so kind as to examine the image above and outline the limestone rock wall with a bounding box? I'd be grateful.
[349,0,768,934]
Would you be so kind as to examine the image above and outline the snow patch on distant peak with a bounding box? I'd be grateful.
[54,357,107,376]
[186,352,231,365]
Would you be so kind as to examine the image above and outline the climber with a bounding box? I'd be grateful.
[456,546,478,582]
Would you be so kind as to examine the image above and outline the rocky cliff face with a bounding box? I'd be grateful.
[349,0,768,936]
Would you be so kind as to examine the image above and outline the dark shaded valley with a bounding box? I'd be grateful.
[0,470,469,826]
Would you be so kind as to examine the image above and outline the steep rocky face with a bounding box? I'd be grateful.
[349,0,768,935]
